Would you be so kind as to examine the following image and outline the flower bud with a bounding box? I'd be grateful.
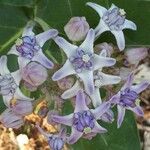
[125,48,148,65]
[64,17,89,42]
[21,62,48,88]
[0,109,24,129]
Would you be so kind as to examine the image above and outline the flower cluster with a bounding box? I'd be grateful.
[0,2,149,150]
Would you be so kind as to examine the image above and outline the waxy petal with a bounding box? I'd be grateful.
[109,93,121,104]
[111,30,125,51]
[52,114,73,126]
[74,90,89,113]
[123,19,137,30]
[61,80,81,99]
[36,29,58,47]
[67,127,83,144]
[80,29,95,54]
[3,95,13,107]
[78,71,94,95]
[32,50,54,69]
[86,2,107,17]
[22,25,34,37]
[0,55,10,75]
[11,70,21,86]
[99,49,107,57]
[94,54,116,70]
[54,36,78,58]
[117,105,125,128]
[92,122,107,133]
[127,106,144,116]
[52,60,75,81]
[131,81,149,94]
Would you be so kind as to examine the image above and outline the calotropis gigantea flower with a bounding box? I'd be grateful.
[52,29,116,95]
[8,25,58,68]
[52,90,110,144]
[110,73,149,128]
[0,56,32,107]
[36,125,66,150]
[61,50,121,107]
[86,2,137,51]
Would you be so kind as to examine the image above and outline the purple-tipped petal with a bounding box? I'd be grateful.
[127,106,144,116]
[91,102,110,119]
[78,71,94,95]
[94,54,116,70]
[67,127,83,144]
[80,29,95,53]
[36,29,58,47]
[122,73,134,90]
[111,30,125,51]
[74,90,89,113]
[52,114,73,126]
[0,55,10,75]
[52,60,75,81]
[92,122,107,133]
[54,36,78,58]
[117,105,125,128]
[32,50,54,69]
[131,81,149,94]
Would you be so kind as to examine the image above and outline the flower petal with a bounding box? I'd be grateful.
[117,105,125,128]
[52,114,73,126]
[52,60,75,81]
[54,36,78,58]
[94,54,116,70]
[3,95,13,107]
[111,30,125,51]
[11,70,21,85]
[92,121,107,133]
[91,102,110,119]
[61,80,81,99]
[36,29,58,47]
[8,45,19,55]
[0,55,10,75]
[67,127,83,144]
[90,88,102,107]
[78,71,94,95]
[80,29,95,54]
[74,90,89,113]
[32,50,54,69]
[18,57,30,69]
[123,19,137,30]
[127,106,144,116]
[99,49,107,57]
[109,92,121,104]
[131,81,149,94]
[86,2,107,17]
[22,25,34,37]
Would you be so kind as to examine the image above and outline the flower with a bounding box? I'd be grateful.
[110,73,149,128]
[64,17,90,42]
[52,90,110,144]
[0,56,33,107]
[52,29,116,95]
[86,2,137,51]
[21,62,48,89]
[8,25,58,68]
[36,125,66,150]
[0,109,24,129]
[61,50,121,107]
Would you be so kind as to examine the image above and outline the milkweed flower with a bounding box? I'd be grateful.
[86,2,137,50]
[52,90,110,144]
[61,50,121,107]
[36,125,66,150]
[0,56,32,107]
[52,29,116,95]
[110,73,149,128]
[8,25,58,68]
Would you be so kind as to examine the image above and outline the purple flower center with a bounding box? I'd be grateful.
[102,7,126,30]
[120,88,138,107]
[48,136,64,150]
[0,74,17,96]
[69,49,93,73]
[16,36,40,59]
[73,111,95,133]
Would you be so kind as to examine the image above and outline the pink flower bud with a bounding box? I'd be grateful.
[21,62,48,87]
[0,109,24,129]
[125,48,148,65]
[64,17,90,42]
